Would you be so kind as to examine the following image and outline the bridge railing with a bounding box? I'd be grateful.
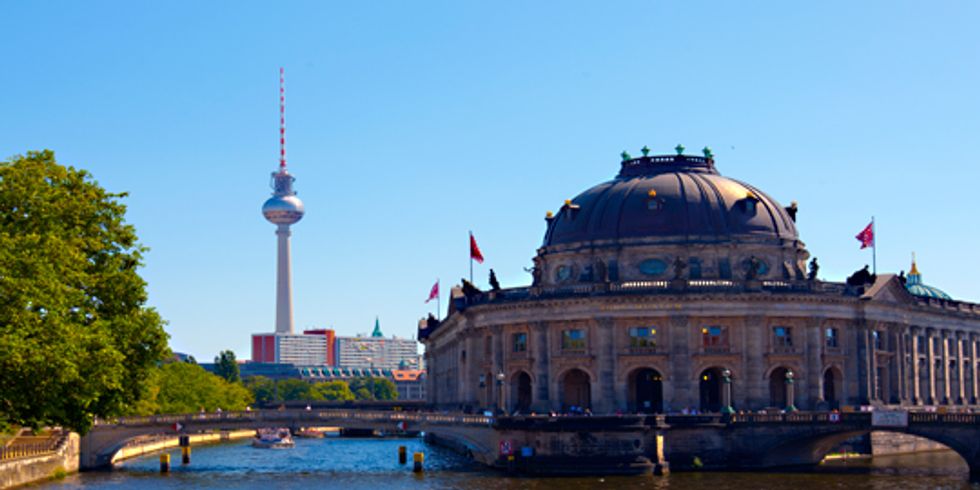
[95,409,492,428]
[0,432,66,461]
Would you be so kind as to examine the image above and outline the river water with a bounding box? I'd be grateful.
[42,437,975,489]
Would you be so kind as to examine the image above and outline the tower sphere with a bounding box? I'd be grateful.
[262,193,305,225]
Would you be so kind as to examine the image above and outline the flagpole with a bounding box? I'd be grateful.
[871,216,877,275]
[436,278,441,320]
[469,231,473,283]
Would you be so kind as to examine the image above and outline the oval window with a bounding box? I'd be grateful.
[556,265,573,282]
[639,259,668,276]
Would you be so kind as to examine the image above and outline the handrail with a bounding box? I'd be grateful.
[95,409,492,428]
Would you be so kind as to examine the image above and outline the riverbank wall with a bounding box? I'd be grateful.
[0,432,78,490]
[111,429,255,464]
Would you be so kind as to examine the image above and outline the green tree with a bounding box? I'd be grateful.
[244,376,276,405]
[131,362,252,414]
[213,350,240,383]
[0,151,169,433]
[313,381,355,401]
[276,379,313,401]
[349,377,398,401]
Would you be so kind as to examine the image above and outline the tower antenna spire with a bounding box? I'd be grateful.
[279,67,286,169]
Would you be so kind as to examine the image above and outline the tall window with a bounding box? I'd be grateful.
[629,327,657,349]
[701,326,728,349]
[826,328,839,348]
[484,335,492,357]
[562,329,586,351]
[873,331,883,350]
[512,333,527,353]
[918,336,927,354]
[773,326,793,348]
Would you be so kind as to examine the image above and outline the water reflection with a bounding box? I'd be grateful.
[43,438,974,490]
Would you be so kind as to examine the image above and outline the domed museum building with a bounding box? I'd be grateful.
[419,148,980,414]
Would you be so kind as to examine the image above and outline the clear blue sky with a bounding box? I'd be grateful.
[3,1,979,361]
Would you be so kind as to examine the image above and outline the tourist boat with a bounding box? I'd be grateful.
[251,428,294,449]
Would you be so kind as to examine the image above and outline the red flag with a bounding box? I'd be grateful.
[469,232,484,263]
[425,280,439,303]
[855,222,874,249]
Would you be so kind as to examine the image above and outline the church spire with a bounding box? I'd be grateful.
[371,316,383,337]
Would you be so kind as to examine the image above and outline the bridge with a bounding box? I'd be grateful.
[82,409,980,482]
[80,409,493,470]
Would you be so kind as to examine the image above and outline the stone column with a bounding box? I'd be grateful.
[911,327,921,405]
[956,332,967,404]
[972,334,979,405]
[743,316,766,410]
[669,315,692,411]
[531,322,550,412]
[941,331,951,404]
[595,318,616,414]
[856,323,873,404]
[490,325,504,411]
[463,332,478,407]
[927,328,937,404]
[806,319,823,409]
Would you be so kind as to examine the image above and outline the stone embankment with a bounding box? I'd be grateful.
[0,429,255,489]
[0,432,78,489]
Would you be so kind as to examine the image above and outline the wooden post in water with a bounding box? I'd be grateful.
[413,452,424,473]
[398,445,407,464]
[159,453,170,473]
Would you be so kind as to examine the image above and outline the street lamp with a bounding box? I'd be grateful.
[721,368,735,414]
[785,370,798,412]
[496,371,506,414]
[479,374,487,410]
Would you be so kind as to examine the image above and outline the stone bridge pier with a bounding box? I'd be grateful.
[664,412,980,483]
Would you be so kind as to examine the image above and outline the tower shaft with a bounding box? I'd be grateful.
[275,224,294,334]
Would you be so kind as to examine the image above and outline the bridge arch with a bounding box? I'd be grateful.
[745,418,980,482]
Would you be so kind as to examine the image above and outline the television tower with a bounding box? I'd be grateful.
[261,67,305,334]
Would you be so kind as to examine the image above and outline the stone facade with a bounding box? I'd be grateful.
[423,279,980,413]
[420,151,980,414]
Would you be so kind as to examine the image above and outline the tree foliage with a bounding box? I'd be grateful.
[313,381,355,401]
[129,362,252,415]
[349,377,398,401]
[213,350,240,383]
[243,377,357,403]
[0,151,169,433]
[244,376,276,405]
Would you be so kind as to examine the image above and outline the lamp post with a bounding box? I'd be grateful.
[721,368,735,414]
[785,370,797,412]
[479,374,487,410]
[496,371,506,414]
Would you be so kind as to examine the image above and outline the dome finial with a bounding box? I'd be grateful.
[641,145,650,157]
[910,252,919,275]
[675,144,685,155]
[702,146,713,159]
[621,150,632,162]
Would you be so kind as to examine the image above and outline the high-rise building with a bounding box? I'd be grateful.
[251,333,328,366]
[335,318,422,370]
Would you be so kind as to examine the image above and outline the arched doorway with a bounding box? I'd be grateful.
[823,367,842,409]
[629,368,664,413]
[770,367,790,408]
[511,371,532,413]
[699,367,727,413]
[561,369,591,410]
